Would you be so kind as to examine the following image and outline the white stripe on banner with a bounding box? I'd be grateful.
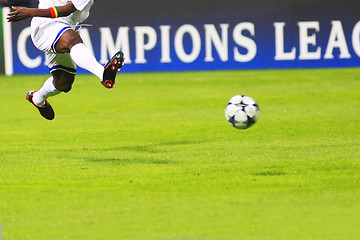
[3,7,13,76]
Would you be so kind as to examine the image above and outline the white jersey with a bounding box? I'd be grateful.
[35,0,94,28]
[30,0,95,73]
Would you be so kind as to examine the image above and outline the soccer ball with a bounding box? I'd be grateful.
[225,95,260,129]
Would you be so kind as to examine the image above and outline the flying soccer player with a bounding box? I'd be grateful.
[7,0,124,120]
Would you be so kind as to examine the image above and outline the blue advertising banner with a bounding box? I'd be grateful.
[6,0,360,74]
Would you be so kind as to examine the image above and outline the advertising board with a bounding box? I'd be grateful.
[3,0,360,74]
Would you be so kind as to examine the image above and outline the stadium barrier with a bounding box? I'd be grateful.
[1,0,360,75]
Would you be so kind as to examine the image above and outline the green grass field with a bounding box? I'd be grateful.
[0,68,359,240]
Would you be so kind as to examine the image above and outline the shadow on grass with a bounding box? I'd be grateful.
[252,170,286,176]
[92,139,209,153]
[60,155,172,164]
[86,157,172,165]
[60,139,208,164]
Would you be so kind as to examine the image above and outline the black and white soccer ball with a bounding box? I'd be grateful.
[225,95,260,129]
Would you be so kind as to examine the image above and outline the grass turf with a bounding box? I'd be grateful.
[0,68,359,240]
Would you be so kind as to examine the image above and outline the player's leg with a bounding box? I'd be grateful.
[26,70,75,120]
[26,50,77,120]
[25,76,58,120]
[26,70,74,120]
[31,76,61,106]
[55,29,125,88]
[30,20,124,84]
[32,51,76,103]
[55,29,103,80]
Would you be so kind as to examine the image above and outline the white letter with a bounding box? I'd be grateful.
[17,27,42,68]
[174,24,201,63]
[160,25,171,63]
[3,7,13,75]
[324,21,351,59]
[233,22,257,62]
[352,21,360,57]
[100,27,131,64]
[274,22,296,60]
[134,26,157,64]
[298,21,321,60]
[204,24,229,62]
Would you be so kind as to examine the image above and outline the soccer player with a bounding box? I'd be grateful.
[7,0,124,120]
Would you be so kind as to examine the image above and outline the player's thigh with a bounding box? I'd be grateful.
[55,29,83,53]
[30,19,72,53]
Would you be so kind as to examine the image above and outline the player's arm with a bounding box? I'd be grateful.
[7,1,76,22]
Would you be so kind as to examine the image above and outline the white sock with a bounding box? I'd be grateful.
[70,43,104,81]
[33,77,61,106]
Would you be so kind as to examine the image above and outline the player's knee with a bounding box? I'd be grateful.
[55,81,72,92]
[60,77,74,92]
[52,71,75,92]
[62,84,72,93]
